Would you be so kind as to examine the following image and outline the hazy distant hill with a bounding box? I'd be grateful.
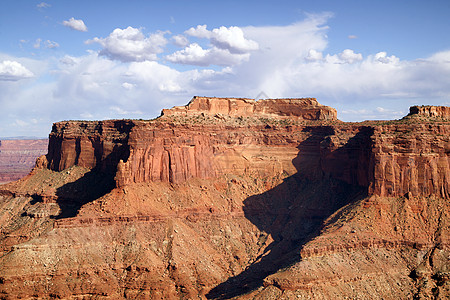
[0,139,48,183]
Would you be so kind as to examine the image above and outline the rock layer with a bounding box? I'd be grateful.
[408,105,450,119]
[43,117,449,199]
[161,96,338,121]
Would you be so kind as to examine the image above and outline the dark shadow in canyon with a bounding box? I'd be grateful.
[206,126,373,299]
[51,167,116,219]
[50,146,130,219]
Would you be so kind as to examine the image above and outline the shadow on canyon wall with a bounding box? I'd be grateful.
[206,127,372,299]
[51,167,116,219]
[50,149,129,219]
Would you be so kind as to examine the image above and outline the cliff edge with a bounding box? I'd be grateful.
[161,96,338,121]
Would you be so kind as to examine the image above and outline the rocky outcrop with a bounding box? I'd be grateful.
[45,120,134,172]
[161,96,338,121]
[408,105,450,119]
[0,139,48,183]
[42,102,449,199]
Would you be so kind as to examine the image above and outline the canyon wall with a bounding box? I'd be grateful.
[408,105,450,119]
[45,120,134,172]
[0,97,448,299]
[43,101,449,199]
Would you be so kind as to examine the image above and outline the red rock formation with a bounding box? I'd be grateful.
[0,139,47,183]
[0,98,448,299]
[45,120,134,172]
[369,124,450,198]
[43,103,449,200]
[408,105,450,119]
[161,96,338,121]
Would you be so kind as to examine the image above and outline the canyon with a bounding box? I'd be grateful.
[0,97,448,299]
[0,139,47,184]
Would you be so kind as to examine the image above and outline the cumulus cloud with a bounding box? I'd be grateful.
[210,26,259,53]
[87,27,168,62]
[339,49,363,63]
[172,35,189,47]
[185,25,211,38]
[0,60,34,81]
[166,43,250,66]
[168,25,258,66]
[325,49,363,64]
[63,17,88,32]
[305,49,324,61]
[185,25,258,53]
[373,52,399,64]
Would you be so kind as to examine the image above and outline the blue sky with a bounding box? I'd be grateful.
[1,0,450,137]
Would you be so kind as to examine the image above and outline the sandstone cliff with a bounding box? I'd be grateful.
[161,96,338,121]
[407,105,450,119]
[0,97,448,299]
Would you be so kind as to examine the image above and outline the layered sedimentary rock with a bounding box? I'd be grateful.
[0,97,448,299]
[0,139,47,183]
[43,105,449,199]
[408,105,450,119]
[45,120,134,172]
[161,96,338,121]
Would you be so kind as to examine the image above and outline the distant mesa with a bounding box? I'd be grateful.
[161,96,338,121]
[407,105,450,119]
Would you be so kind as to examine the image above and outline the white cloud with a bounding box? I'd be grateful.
[185,25,211,38]
[166,43,250,66]
[87,27,168,62]
[172,34,189,47]
[62,17,88,32]
[374,52,399,64]
[37,2,50,9]
[210,26,259,53]
[305,49,323,61]
[46,40,60,49]
[339,49,363,63]
[0,60,34,81]
[122,82,135,90]
[185,25,258,54]
[35,39,59,49]
[348,35,358,39]
[325,49,363,64]
[168,25,257,67]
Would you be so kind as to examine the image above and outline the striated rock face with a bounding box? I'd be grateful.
[0,139,48,183]
[408,105,450,119]
[45,120,134,172]
[369,124,449,198]
[0,99,449,299]
[161,96,338,121]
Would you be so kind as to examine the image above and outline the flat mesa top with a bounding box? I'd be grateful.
[160,96,338,121]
